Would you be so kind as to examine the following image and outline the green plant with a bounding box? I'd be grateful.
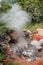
[0,2,12,13]
[0,61,22,65]
[0,53,4,59]
[16,0,43,23]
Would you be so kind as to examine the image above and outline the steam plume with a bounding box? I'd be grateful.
[1,3,31,30]
[0,3,31,53]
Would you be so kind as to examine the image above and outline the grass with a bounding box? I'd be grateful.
[0,61,22,65]
[0,53,4,59]
[24,22,43,31]
[0,26,9,34]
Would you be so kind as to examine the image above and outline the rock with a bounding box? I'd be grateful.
[5,30,18,44]
[30,40,42,50]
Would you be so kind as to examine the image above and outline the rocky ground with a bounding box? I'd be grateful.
[0,29,43,65]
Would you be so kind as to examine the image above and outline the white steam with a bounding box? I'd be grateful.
[0,0,1,2]
[1,3,31,30]
[0,3,31,53]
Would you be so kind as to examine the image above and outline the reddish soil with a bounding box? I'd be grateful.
[1,43,43,65]
[2,55,43,65]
